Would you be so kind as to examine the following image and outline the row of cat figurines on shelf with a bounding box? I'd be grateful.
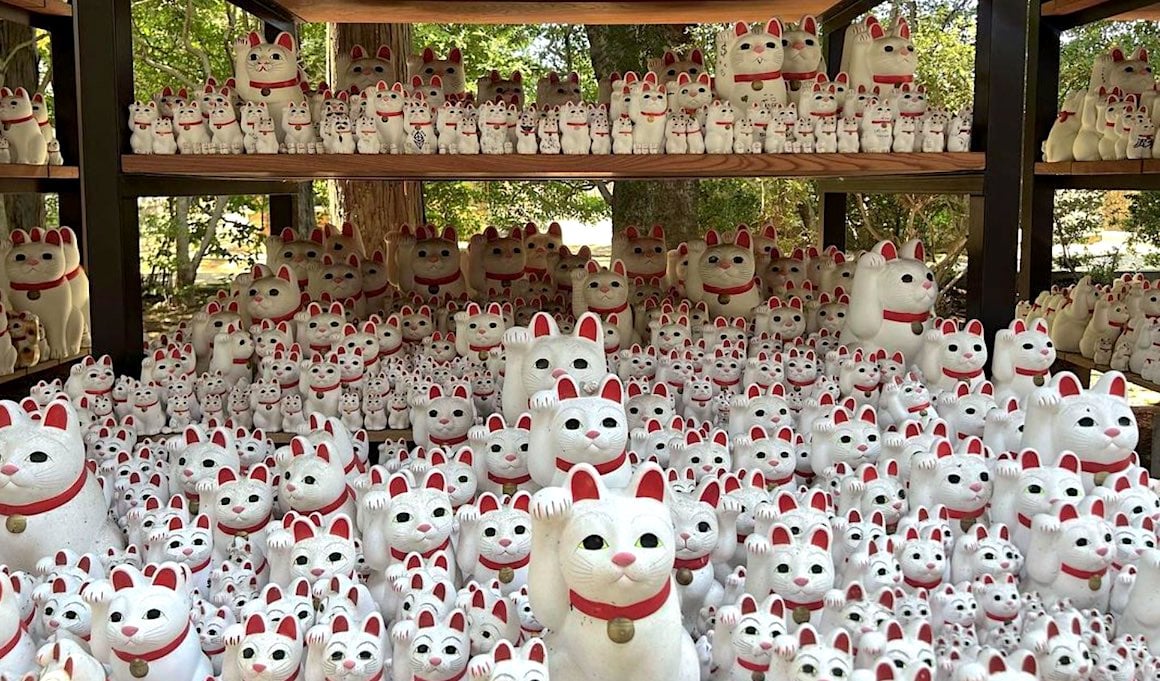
[1043,46,1160,162]
[0,86,64,165]
[124,12,928,154]
[128,76,971,156]
[1019,273,1160,380]
[0,310,1153,681]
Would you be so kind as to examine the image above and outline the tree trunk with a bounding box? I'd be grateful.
[173,197,194,286]
[329,23,423,256]
[0,20,45,234]
[585,25,700,248]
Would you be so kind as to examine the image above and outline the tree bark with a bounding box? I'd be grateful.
[0,20,45,234]
[585,24,700,248]
[329,23,423,256]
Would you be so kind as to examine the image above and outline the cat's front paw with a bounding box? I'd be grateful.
[390,620,416,646]
[859,252,887,270]
[305,624,330,647]
[468,654,494,680]
[265,530,294,551]
[995,459,1021,480]
[725,567,746,592]
[823,589,846,609]
[195,478,218,494]
[503,327,532,349]
[456,504,480,526]
[1117,567,1137,588]
[362,490,391,513]
[718,495,742,518]
[222,623,247,647]
[913,453,938,472]
[1033,514,1061,534]
[717,605,740,628]
[81,580,113,605]
[528,391,559,414]
[745,535,771,556]
[531,487,572,521]
[688,240,707,256]
[774,633,798,658]
[1032,392,1061,410]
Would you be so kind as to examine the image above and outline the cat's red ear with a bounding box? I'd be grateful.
[569,465,603,502]
[448,609,467,632]
[576,313,600,342]
[151,565,181,591]
[493,640,514,662]
[111,566,135,591]
[274,32,296,52]
[276,615,298,640]
[417,608,436,629]
[247,31,262,48]
[528,638,547,664]
[633,464,665,502]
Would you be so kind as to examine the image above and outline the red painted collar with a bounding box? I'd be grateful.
[469,342,499,352]
[737,657,771,673]
[908,402,932,413]
[430,432,468,447]
[10,275,66,293]
[414,271,463,287]
[556,450,626,475]
[783,70,819,82]
[479,552,531,572]
[734,71,782,83]
[1060,563,1107,581]
[310,382,341,394]
[943,505,984,521]
[262,308,299,324]
[872,74,914,85]
[854,383,878,393]
[486,270,524,282]
[569,577,671,622]
[783,597,824,612]
[65,267,82,281]
[233,357,250,365]
[85,387,112,396]
[1081,454,1133,475]
[1017,513,1033,529]
[488,471,531,486]
[2,113,34,126]
[0,467,87,517]
[218,513,272,537]
[306,486,351,516]
[249,77,300,90]
[883,309,930,323]
[212,118,237,129]
[589,301,628,315]
[903,574,943,590]
[113,619,191,664]
[673,553,711,571]
[344,457,366,475]
[704,279,756,296]
[985,610,1018,622]
[943,367,982,380]
[378,110,404,120]
[787,376,816,388]
[390,536,451,562]
[1015,366,1049,377]
[364,282,391,299]
[713,377,740,388]
[0,622,24,659]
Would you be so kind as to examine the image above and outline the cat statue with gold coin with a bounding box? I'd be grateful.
[841,239,937,367]
[455,491,533,595]
[528,462,698,681]
[0,399,122,573]
[1025,499,1115,610]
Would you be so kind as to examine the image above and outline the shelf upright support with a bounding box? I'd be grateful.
[818,19,849,251]
[1022,17,1060,300]
[967,0,1034,346]
[75,0,143,373]
[45,12,82,232]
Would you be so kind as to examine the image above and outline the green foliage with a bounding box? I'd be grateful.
[138,195,268,284]
[697,179,816,245]
[1060,22,1160,105]
[1054,189,1106,272]
[1127,191,1160,268]
[423,181,607,237]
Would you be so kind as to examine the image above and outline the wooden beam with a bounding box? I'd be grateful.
[121,152,986,181]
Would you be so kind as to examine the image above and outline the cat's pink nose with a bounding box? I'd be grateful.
[1105,428,1122,438]
[611,552,636,567]
[417,523,433,533]
[680,532,691,540]
[718,262,732,270]
[1000,561,1011,569]
[285,483,297,492]
[499,538,512,547]
[793,577,808,587]
[1041,349,1050,355]
[926,562,936,570]
[48,619,59,628]
[183,547,193,556]
[922,281,933,289]
[233,506,245,513]
[1096,546,1109,556]
[311,568,324,576]
[504,454,517,462]
[963,352,974,359]
[753,46,765,54]
[121,626,139,637]
[439,418,450,425]
[551,369,567,378]
[429,657,443,667]
[343,660,356,670]
[760,640,773,650]
[0,464,18,475]
[792,41,805,50]
[253,296,263,303]
[184,468,194,477]
[586,430,600,440]
[969,482,983,492]
[252,664,267,673]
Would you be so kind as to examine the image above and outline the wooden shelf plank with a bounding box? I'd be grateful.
[0,350,90,388]
[0,165,49,179]
[123,152,984,181]
[273,0,833,23]
[0,0,70,17]
[268,429,413,445]
[47,165,79,179]
[1042,0,1160,20]
[1055,350,1160,393]
[1036,160,1145,175]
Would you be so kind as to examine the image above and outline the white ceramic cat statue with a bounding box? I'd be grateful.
[685,228,762,319]
[714,19,788,110]
[528,463,698,681]
[841,239,936,366]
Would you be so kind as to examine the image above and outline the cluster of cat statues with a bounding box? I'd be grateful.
[1043,46,1160,161]
[1020,273,1160,379]
[0,87,63,165]
[2,211,1160,681]
[0,226,91,377]
[125,16,969,157]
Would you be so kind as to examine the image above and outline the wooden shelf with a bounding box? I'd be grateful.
[1036,160,1150,175]
[0,165,80,193]
[0,350,89,388]
[268,429,413,445]
[1055,351,1160,393]
[0,0,70,17]
[1042,0,1160,20]
[48,165,78,179]
[1035,159,1160,190]
[266,0,834,23]
[123,152,984,182]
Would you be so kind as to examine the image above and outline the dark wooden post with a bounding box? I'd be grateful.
[75,0,142,373]
[818,19,848,250]
[1022,18,1060,300]
[967,0,1033,346]
[46,13,82,238]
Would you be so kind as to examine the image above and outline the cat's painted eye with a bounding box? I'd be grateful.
[581,534,606,550]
